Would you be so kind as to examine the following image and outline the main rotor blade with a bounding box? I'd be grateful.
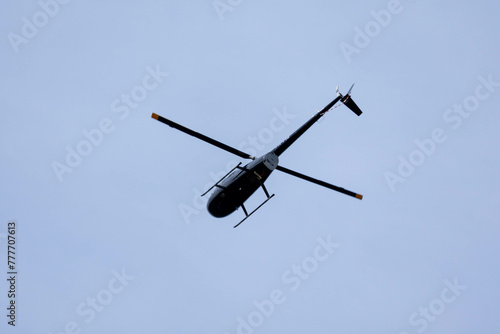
[275,165,363,200]
[152,113,255,160]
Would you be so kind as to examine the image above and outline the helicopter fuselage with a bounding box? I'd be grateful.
[207,152,279,217]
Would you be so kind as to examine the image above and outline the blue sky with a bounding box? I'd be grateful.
[1,0,499,333]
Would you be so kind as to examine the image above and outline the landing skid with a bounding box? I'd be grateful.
[234,183,275,228]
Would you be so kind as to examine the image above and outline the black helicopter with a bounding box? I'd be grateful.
[152,85,364,227]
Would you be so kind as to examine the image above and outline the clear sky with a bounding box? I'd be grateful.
[1,0,499,333]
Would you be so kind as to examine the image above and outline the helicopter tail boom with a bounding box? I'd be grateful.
[272,85,363,157]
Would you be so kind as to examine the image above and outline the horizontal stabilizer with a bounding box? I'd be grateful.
[341,95,363,116]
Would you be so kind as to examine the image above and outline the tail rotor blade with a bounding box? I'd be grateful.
[345,83,355,96]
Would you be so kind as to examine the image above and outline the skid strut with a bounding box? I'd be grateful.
[234,183,275,228]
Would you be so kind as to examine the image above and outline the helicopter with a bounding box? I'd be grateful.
[151,84,364,227]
